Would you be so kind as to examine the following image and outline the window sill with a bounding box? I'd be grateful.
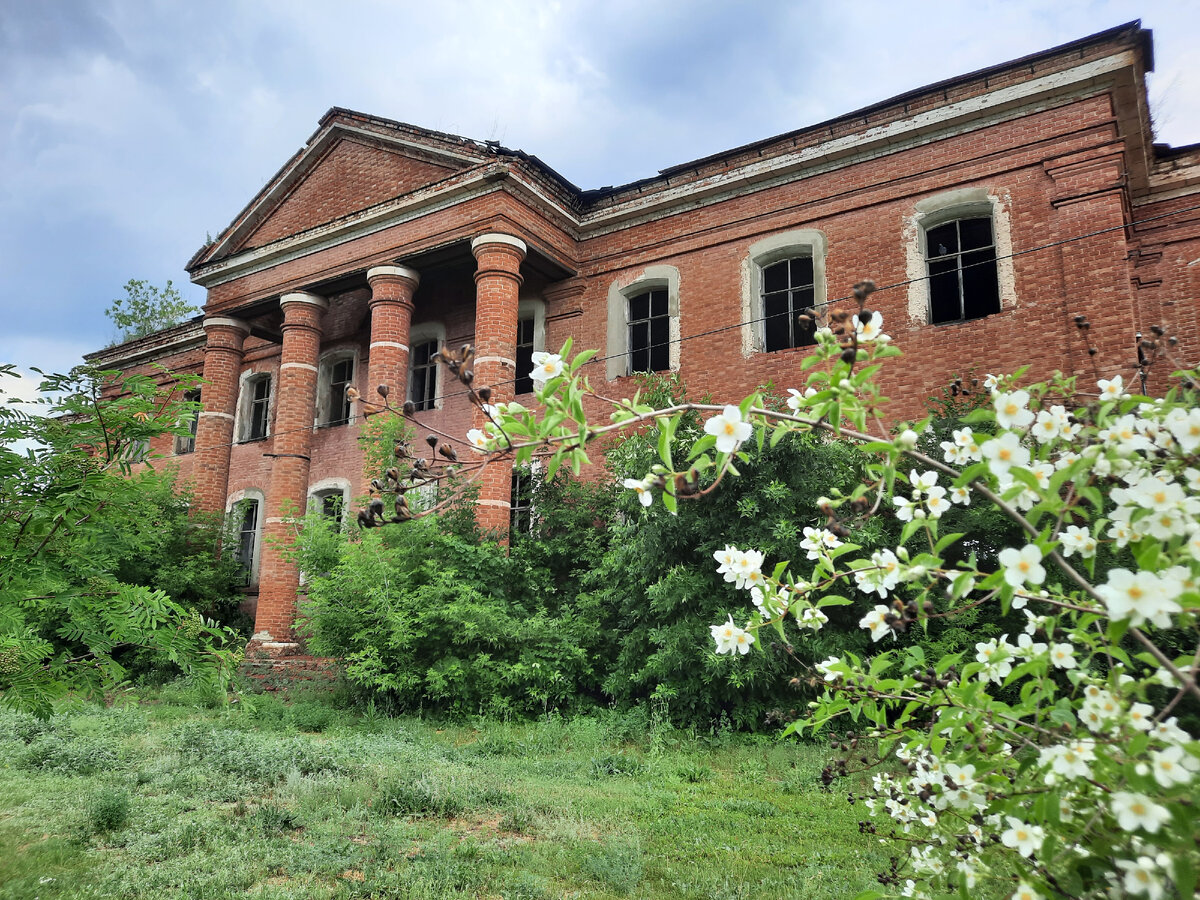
[237,436,269,445]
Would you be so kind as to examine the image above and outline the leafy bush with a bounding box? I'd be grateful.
[297,516,600,716]
[19,732,120,775]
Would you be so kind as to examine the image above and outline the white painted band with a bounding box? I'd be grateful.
[203,316,250,333]
[265,516,290,524]
[370,341,409,352]
[198,411,235,420]
[367,264,420,285]
[476,499,512,509]
[280,291,328,309]
[471,233,527,255]
[280,362,318,373]
[474,356,515,368]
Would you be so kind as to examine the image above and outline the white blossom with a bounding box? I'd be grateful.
[1110,791,1171,834]
[994,390,1034,430]
[1000,816,1044,857]
[997,544,1045,588]
[529,351,564,387]
[704,405,753,454]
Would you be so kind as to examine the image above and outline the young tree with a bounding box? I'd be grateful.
[105,279,198,343]
[0,364,238,715]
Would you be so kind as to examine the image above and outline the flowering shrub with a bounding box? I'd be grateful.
[358,283,1199,898]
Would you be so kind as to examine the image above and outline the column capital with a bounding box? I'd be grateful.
[367,264,420,287]
[202,316,250,333]
[471,232,528,257]
[280,291,328,310]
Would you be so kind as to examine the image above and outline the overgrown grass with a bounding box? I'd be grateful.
[0,685,885,899]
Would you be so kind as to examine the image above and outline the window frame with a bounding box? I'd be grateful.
[226,488,265,588]
[924,216,1000,325]
[316,349,359,428]
[175,388,201,455]
[605,266,681,380]
[741,230,828,357]
[904,188,1016,328]
[513,298,547,396]
[235,371,274,443]
[508,463,541,538]
[407,322,445,412]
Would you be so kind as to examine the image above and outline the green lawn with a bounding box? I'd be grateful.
[0,685,885,899]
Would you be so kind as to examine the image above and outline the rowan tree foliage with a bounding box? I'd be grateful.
[0,364,239,715]
[105,278,198,344]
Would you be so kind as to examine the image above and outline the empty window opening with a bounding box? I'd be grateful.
[176,389,200,454]
[761,257,816,351]
[326,358,354,426]
[628,289,670,374]
[409,339,438,412]
[514,317,536,395]
[927,217,1000,324]
[244,376,271,441]
[320,492,344,523]
[235,499,259,585]
[510,468,535,538]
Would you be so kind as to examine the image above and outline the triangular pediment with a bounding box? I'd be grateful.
[231,134,465,253]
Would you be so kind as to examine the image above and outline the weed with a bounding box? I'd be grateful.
[85,787,131,833]
[581,840,643,895]
[589,751,645,778]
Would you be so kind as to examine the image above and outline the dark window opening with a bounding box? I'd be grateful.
[514,317,536,395]
[761,257,816,351]
[246,377,271,441]
[320,492,344,524]
[236,499,259,585]
[926,217,1000,324]
[510,469,534,537]
[409,340,438,412]
[178,389,200,454]
[327,358,354,425]
[628,289,669,374]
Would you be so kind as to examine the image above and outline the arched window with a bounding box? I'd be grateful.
[904,188,1015,327]
[308,478,351,528]
[605,266,681,379]
[408,322,445,412]
[741,230,828,356]
[226,488,265,587]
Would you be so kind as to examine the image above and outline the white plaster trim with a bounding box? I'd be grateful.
[199,411,235,420]
[307,478,352,527]
[370,340,409,351]
[606,265,682,380]
[902,187,1017,326]
[367,264,420,284]
[474,355,515,367]
[471,233,527,254]
[265,516,288,524]
[280,362,319,373]
[739,229,828,357]
[203,316,251,333]
[476,499,512,508]
[280,291,328,309]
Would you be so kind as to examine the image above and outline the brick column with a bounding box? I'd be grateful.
[470,232,527,538]
[254,291,326,645]
[194,316,249,514]
[366,265,420,403]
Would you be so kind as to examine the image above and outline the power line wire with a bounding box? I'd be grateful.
[148,199,1200,462]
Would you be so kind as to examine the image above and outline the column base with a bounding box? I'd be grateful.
[239,635,341,693]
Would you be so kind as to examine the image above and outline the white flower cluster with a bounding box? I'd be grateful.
[893,470,952,521]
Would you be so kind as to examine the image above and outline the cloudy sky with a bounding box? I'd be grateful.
[2,0,1198,396]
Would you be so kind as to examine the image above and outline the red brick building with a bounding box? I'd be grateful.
[87,22,1200,654]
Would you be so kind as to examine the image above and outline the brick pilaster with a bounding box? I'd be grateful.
[366,265,420,405]
[1043,148,1137,385]
[254,291,326,644]
[194,317,249,514]
[470,233,526,538]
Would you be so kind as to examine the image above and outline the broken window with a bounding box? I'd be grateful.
[409,339,439,412]
[323,357,354,426]
[761,256,816,351]
[926,217,1000,324]
[509,467,535,538]
[241,375,271,442]
[514,316,536,395]
[235,498,259,585]
[628,288,670,374]
[176,389,200,454]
